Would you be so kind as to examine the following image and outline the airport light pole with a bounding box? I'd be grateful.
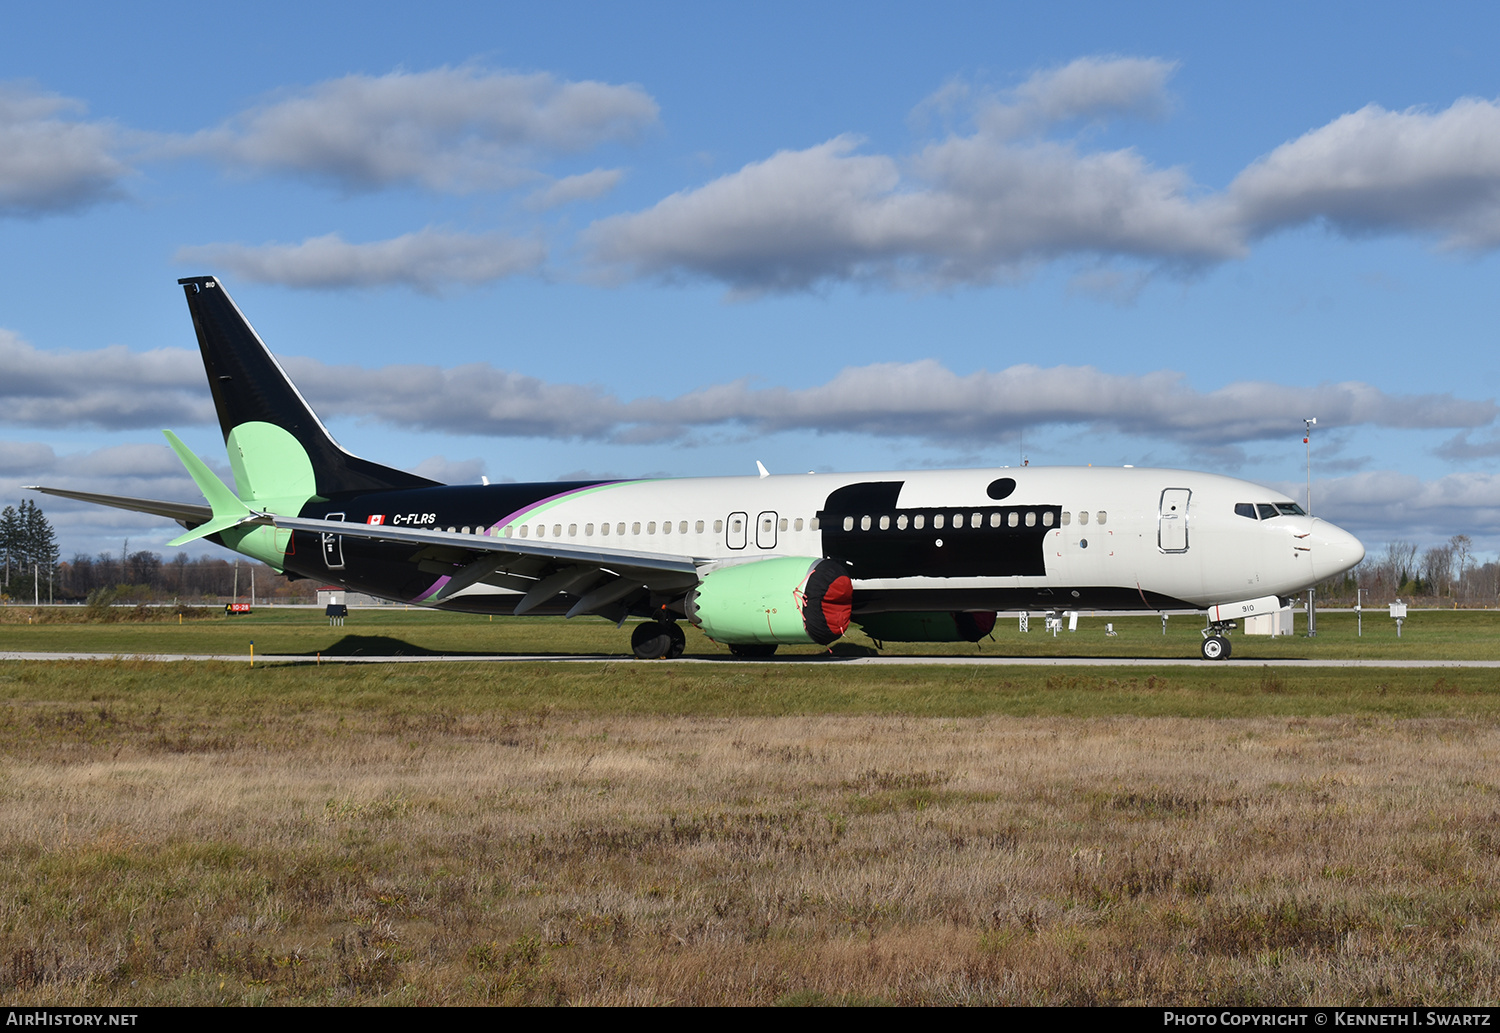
[1304,418,1317,637]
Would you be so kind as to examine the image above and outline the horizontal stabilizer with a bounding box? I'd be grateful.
[161,430,270,546]
[26,486,212,525]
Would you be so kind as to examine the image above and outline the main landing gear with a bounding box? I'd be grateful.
[631,619,686,660]
[1200,622,1234,661]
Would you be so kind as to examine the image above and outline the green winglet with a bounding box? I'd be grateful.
[162,430,259,546]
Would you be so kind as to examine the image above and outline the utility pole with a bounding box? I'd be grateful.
[1304,417,1317,637]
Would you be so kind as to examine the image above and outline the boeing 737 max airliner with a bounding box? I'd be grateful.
[31,277,1366,660]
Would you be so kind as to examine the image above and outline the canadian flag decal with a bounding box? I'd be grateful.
[367,514,386,525]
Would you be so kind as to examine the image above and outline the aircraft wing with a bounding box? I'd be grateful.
[27,486,213,526]
[271,514,704,616]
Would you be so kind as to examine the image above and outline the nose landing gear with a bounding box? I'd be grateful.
[1200,621,1234,661]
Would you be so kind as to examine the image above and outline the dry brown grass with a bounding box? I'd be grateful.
[3,694,1498,1005]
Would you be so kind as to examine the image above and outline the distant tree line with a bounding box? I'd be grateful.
[60,547,316,603]
[0,498,315,604]
[0,501,61,604]
[1317,534,1500,606]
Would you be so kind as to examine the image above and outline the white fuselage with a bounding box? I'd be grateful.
[415,465,1363,611]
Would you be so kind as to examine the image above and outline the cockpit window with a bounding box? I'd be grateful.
[1235,503,1257,519]
[1257,504,1279,520]
[1275,502,1306,516]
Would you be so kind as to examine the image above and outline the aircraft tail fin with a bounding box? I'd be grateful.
[178,276,438,504]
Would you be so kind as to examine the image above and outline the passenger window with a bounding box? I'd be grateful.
[1025,511,1036,527]
[1234,503,1256,519]
[934,514,945,529]
[461,526,470,535]
[662,520,671,534]
[714,520,723,533]
[585,523,594,536]
[520,526,529,538]
[1257,504,1278,520]
[1042,511,1054,527]
[617,523,626,535]
[680,521,688,534]
[1008,512,1019,528]
[953,513,965,529]
[632,522,641,535]
[990,512,1002,528]
[648,521,657,534]
[503,527,513,538]
[779,518,788,531]
[897,514,908,530]
[843,516,854,531]
[1078,511,1089,526]
[1061,512,1071,526]
[810,517,820,530]
[879,515,890,530]
[794,518,804,531]
[554,524,562,537]
[600,523,609,536]
[1096,512,1106,526]
[568,524,576,536]
[913,514,925,530]
[860,515,872,531]
[972,512,982,527]
[696,520,705,533]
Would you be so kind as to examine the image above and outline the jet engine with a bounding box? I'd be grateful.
[686,557,852,646]
[855,610,997,644]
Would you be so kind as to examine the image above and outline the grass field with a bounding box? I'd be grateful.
[2,611,1499,1005]
[3,603,1498,661]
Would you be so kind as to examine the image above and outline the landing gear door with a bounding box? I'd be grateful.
[1158,489,1190,553]
[322,512,346,569]
[726,511,748,550]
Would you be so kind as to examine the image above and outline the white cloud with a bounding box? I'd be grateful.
[0,83,131,216]
[175,229,546,292]
[642,361,1495,447]
[590,67,1500,294]
[5,328,1492,449]
[1315,470,1500,544]
[177,66,658,194]
[408,455,488,484]
[586,58,1226,293]
[0,330,211,429]
[1230,97,1500,249]
[524,168,624,210]
[978,56,1177,138]
[1436,431,1500,460]
[280,357,624,439]
[588,134,1235,293]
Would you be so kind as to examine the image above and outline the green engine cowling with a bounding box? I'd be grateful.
[686,557,853,646]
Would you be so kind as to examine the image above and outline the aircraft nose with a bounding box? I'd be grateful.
[1312,519,1365,577]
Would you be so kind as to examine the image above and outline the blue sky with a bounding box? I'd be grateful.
[3,1,1500,562]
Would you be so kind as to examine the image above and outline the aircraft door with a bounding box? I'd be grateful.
[756,511,778,549]
[1158,489,1191,553]
[726,511,748,550]
[322,512,346,569]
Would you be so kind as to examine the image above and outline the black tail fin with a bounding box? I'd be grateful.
[178,276,438,497]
